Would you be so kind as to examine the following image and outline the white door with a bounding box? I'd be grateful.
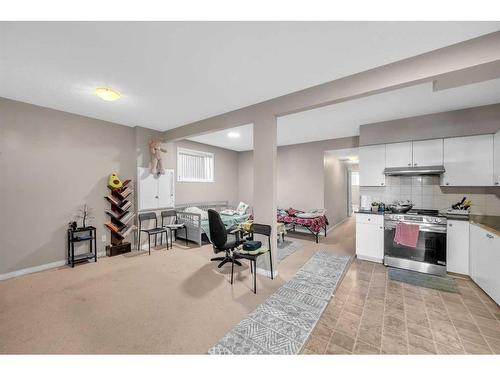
[412,139,444,167]
[158,170,175,209]
[442,134,494,186]
[385,142,413,168]
[494,131,500,186]
[138,167,159,211]
[359,144,386,186]
[446,220,469,275]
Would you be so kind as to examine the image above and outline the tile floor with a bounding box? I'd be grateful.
[302,259,500,355]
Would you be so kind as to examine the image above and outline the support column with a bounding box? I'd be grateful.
[252,114,277,278]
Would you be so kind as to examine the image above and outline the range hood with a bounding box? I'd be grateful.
[383,165,445,176]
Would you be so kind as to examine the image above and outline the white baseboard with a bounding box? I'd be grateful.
[255,267,279,279]
[0,251,106,281]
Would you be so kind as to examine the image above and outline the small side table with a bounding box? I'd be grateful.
[67,226,97,267]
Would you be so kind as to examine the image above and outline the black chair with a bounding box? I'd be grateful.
[208,209,243,268]
[161,210,188,248]
[138,212,169,255]
[231,223,273,294]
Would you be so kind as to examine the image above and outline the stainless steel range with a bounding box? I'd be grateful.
[384,209,447,276]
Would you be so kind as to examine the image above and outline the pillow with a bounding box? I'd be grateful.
[236,201,249,215]
[286,207,301,216]
[296,212,320,219]
[184,206,208,220]
[220,209,237,216]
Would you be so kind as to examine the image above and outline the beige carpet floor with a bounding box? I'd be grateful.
[0,218,355,354]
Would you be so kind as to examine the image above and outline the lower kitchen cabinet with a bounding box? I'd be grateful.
[446,219,469,275]
[356,213,384,263]
[469,223,500,305]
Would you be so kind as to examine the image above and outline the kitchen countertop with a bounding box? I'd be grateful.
[355,210,385,215]
[469,215,500,236]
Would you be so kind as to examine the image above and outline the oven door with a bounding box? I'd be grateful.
[384,221,447,274]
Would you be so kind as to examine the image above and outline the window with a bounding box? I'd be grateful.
[177,147,214,182]
[351,171,359,186]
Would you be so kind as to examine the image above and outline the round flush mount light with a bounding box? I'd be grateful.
[349,156,359,161]
[95,87,121,101]
[227,131,240,138]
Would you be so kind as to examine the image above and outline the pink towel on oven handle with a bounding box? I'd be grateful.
[394,222,419,248]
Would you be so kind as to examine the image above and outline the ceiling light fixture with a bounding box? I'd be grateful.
[227,132,240,138]
[95,87,121,101]
[349,156,359,161]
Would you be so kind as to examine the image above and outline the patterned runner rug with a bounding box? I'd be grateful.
[208,250,352,355]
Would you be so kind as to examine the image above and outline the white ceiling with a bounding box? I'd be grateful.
[188,78,500,151]
[1,22,499,131]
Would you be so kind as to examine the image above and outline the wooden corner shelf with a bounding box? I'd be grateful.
[104,178,136,251]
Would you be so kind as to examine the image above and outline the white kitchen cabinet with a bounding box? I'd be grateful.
[137,167,175,211]
[446,220,469,275]
[359,144,386,186]
[442,134,494,186]
[385,142,413,168]
[494,131,500,186]
[412,139,443,167]
[469,223,500,304]
[356,213,384,263]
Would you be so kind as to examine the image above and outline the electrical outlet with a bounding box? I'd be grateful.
[101,235,107,242]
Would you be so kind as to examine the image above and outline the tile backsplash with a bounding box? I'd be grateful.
[360,175,500,215]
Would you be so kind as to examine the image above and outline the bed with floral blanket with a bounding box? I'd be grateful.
[277,208,328,243]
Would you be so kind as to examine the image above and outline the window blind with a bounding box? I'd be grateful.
[351,171,360,186]
[177,148,214,182]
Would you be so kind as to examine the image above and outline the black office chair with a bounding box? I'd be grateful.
[231,223,273,294]
[138,212,169,255]
[208,209,243,268]
[161,210,188,248]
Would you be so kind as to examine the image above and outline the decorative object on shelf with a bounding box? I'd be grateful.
[67,226,97,267]
[107,173,123,189]
[68,221,77,231]
[104,175,135,256]
[149,138,167,175]
[75,204,94,228]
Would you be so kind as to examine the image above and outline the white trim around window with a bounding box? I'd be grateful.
[177,147,214,182]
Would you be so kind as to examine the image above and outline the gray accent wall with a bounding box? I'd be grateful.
[0,98,240,275]
[324,154,349,228]
[359,102,500,146]
[0,98,136,274]
[238,136,358,227]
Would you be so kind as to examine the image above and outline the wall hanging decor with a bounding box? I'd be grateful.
[149,138,167,175]
[104,174,135,256]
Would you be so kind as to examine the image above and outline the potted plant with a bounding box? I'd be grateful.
[371,202,379,213]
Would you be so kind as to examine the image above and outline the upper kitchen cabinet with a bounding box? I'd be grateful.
[412,139,443,167]
[442,134,494,186]
[494,130,500,186]
[359,144,386,186]
[385,142,412,168]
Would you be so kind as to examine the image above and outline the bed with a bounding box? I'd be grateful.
[277,208,328,243]
[175,201,251,246]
